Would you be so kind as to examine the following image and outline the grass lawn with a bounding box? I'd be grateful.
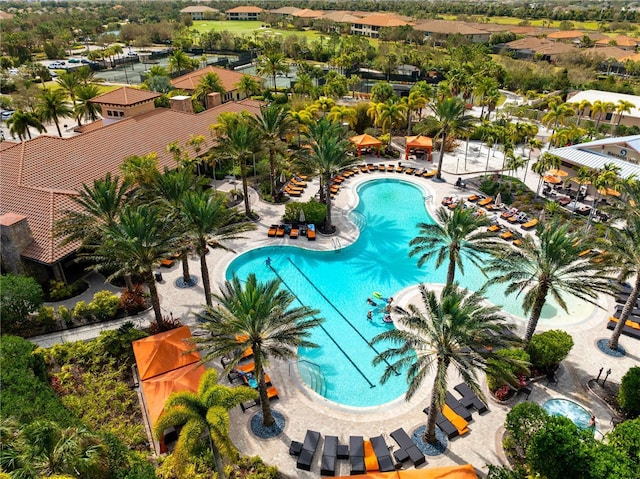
[39,80,123,96]
[438,15,638,33]
[193,20,323,41]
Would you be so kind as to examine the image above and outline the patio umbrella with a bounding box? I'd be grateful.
[547,168,569,177]
[495,192,502,207]
[279,172,286,184]
[299,209,306,223]
[543,175,561,184]
[598,187,620,197]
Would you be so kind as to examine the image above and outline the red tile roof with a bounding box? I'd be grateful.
[90,87,160,106]
[170,65,260,93]
[225,6,264,14]
[355,13,411,28]
[0,96,262,265]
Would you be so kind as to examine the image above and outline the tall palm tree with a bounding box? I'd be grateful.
[487,220,613,343]
[541,101,574,145]
[257,50,289,93]
[409,205,497,287]
[36,88,72,137]
[371,284,519,444]
[588,162,621,227]
[168,49,194,74]
[212,115,261,218]
[289,108,313,148]
[472,76,498,120]
[292,73,314,97]
[531,152,561,198]
[234,73,262,98]
[592,100,615,130]
[613,99,635,127]
[154,369,258,479]
[56,71,80,109]
[96,204,177,322]
[304,117,356,231]
[6,109,45,141]
[431,96,474,179]
[326,105,357,129]
[180,189,255,306]
[604,215,640,350]
[376,100,407,136]
[192,72,225,109]
[74,84,101,125]
[347,74,361,99]
[194,273,323,426]
[251,103,294,198]
[402,90,427,136]
[573,99,592,125]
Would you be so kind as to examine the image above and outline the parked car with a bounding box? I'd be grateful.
[48,62,65,69]
[125,52,138,58]
[68,58,80,63]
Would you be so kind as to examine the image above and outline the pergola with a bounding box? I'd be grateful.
[405,135,433,161]
[350,133,382,157]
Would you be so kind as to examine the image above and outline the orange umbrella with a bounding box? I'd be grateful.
[543,175,561,184]
[598,187,620,197]
[548,168,568,177]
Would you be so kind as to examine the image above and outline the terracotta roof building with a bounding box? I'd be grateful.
[504,37,575,60]
[225,5,264,21]
[546,30,585,44]
[350,13,412,38]
[582,46,630,62]
[180,5,218,20]
[292,8,324,19]
[0,87,261,279]
[269,6,302,16]
[595,35,640,51]
[170,65,262,103]
[413,20,490,44]
[319,10,362,24]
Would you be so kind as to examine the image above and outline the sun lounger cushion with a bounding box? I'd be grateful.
[289,227,299,239]
[307,224,316,241]
[349,436,366,474]
[453,383,488,414]
[488,225,501,232]
[389,428,426,466]
[370,435,395,472]
[363,440,378,471]
[478,197,493,206]
[267,225,277,237]
[446,392,473,422]
[521,219,538,229]
[607,317,640,339]
[424,407,459,439]
[424,170,437,177]
[442,404,470,435]
[321,435,339,476]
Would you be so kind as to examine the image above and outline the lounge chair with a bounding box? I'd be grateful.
[291,178,307,187]
[446,392,473,422]
[500,230,515,241]
[404,168,415,174]
[363,439,379,471]
[370,435,395,472]
[285,187,302,197]
[423,169,437,178]
[467,194,480,202]
[276,225,285,237]
[307,224,316,241]
[558,196,571,206]
[367,163,375,172]
[296,174,309,181]
[389,428,426,467]
[488,224,501,233]
[321,435,338,476]
[423,407,458,439]
[359,164,369,173]
[521,218,539,230]
[395,165,405,173]
[477,197,493,207]
[387,164,395,172]
[513,239,522,247]
[289,226,299,239]
[289,440,303,456]
[414,169,425,176]
[453,383,488,414]
[501,208,518,219]
[267,225,277,237]
[349,436,366,475]
[607,317,640,339]
[160,258,174,267]
[296,430,321,471]
[442,404,470,435]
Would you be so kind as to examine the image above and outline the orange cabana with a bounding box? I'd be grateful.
[333,464,477,479]
[350,133,382,157]
[405,135,433,161]
[133,325,201,381]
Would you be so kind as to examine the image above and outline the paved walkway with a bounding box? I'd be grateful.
[31,150,638,478]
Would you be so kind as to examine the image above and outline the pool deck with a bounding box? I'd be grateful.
[32,152,639,478]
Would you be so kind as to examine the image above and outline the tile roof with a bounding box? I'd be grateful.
[547,30,584,39]
[90,87,160,106]
[596,35,640,48]
[170,65,260,93]
[413,20,489,36]
[582,46,629,61]
[0,96,262,265]
[269,6,301,15]
[319,10,362,23]
[292,8,324,19]
[355,13,411,28]
[225,6,264,14]
[180,6,218,13]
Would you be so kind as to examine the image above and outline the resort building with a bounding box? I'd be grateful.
[0,87,261,281]
[595,35,640,50]
[179,5,218,21]
[566,90,640,128]
[349,13,412,38]
[225,6,264,21]
[169,65,262,104]
[503,37,575,61]
[413,20,490,44]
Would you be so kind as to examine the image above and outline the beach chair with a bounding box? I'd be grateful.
[307,224,316,241]
[500,230,514,241]
[423,407,458,439]
[501,208,518,219]
[349,436,366,475]
[276,225,285,237]
[396,165,405,173]
[160,258,174,267]
[321,435,338,476]
[267,225,277,237]
[367,163,375,172]
[442,404,470,436]
[289,226,299,239]
[296,430,321,471]
[423,169,437,178]
[285,186,302,197]
[386,164,395,172]
[404,168,415,174]
[291,178,307,187]
[521,218,539,230]
[453,383,488,414]
[446,392,473,422]
[467,194,480,202]
[607,317,640,339]
[359,164,369,173]
[513,239,522,247]
[389,428,426,467]
[370,435,395,472]
[488,224,502,233]
[477,197,493,207]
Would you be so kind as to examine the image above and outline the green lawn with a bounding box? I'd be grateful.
[438,15,637,33]
[192,20,323,41]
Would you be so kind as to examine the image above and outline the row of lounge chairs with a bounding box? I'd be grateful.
[290,427,426,475]
[267,223,316,241]
[423,384,488,440]
[608,285,640,339]
[283,175,308,197]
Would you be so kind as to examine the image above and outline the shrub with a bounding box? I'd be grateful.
[88,290,120,321]
[486,348,530,392]
[504,401,549,460]
[283,198,327,225]
[48,280,73,301]
[0,274,44,330]
[619,367,640,418]
[607,418,640,472]
[527,330,573,374]
[36,306,56,331]
[57,305,73,327]
[118,284,148,315]
[72,300,92,321]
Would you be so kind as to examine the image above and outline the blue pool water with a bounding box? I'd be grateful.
[226,179,590,407]
[543,399,591,429]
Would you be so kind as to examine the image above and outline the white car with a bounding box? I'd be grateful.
[49,62,65,69]
[125,52,138,58]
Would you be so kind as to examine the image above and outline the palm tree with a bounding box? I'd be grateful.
[6,109,45,141]
[74,84,101,125]
[613,99,635,127]
[531,152,561,198]
[257,50,289,93]
[75,65,101,86]
[604,215,640,351]
[96,204,177,322]
[371,284,519,444]
[292,73,314,97]
[304,117,356,231]
[402,90,427,136]
[487,220,613,343]
[431,96,474,179]
[573,99,592,125]
[588,162,621,227]
[36,88,72,137]
[252,103,294,198]
[409,205,497,287]
[234,73,262,98]
[56,71,80,110]
[592,100,615,130]
[347,74,361,99]
[376,100,407,137]
[326,105,357,129]
[192,72,225,109]
[180,189,255,306]
[212,114,261,218]
[168,49,194,74]
[289,108,312,148]
[194,273,323,426]
[541,101,574,144]
[472,76,498,120]
[154,369,258,478]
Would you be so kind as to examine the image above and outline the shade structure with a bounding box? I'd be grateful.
[598,187,620,197]
[333,464,477,479]
[495,192,502,206]
[543,175,561,184]
[405,135,433,161]
[141,363,206,427]
[350,133,382,157]
[547,168,569,177]
[133,326,201,381]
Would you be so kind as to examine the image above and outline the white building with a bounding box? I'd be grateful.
[567,90,640,128]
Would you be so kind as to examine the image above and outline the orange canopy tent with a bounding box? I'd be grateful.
[141,363,206,427]
[405,135,433,161]
[350,134,382,157]
[332,464,477,479]
[133,326,201,381]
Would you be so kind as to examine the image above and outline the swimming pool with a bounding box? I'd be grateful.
[226,179,594,407]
